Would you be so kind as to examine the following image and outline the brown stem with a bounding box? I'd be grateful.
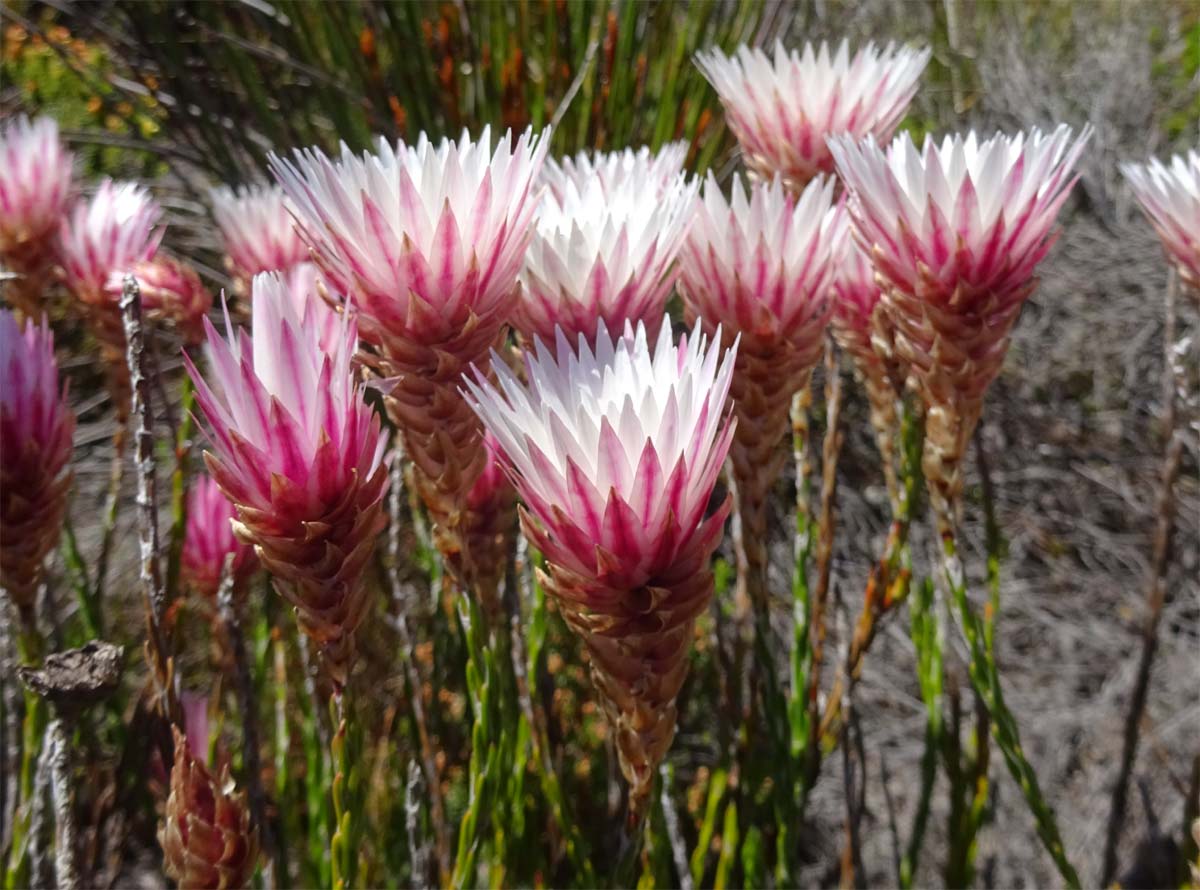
[217,559,278,888]
[385,455,450,886]
[1101,270,1187,886]
[46,719,78,890]
[805,339,844,759]
[818,516,912,741]
[119,275,178,729]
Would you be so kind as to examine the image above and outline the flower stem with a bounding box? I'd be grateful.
[938,532,1080,888]
[330,690,356,890]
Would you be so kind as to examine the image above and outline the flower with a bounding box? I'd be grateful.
[677,172,846,607]
[185,272,389,686]
[0,115,74,308]
[107,254,214,345]
[270,126,547,349]
[465,315,736,815]
[59,179,162,304]
[271,127,548,599]
[830,124,1091,527]
[210,182,311,287]
[181,475,257,601]
[1122,150,1200,290]
[540,142,688,203]
[160,725,259,890]
[515,162,696,346]
[696,40,929,191]
[0,311,74,615]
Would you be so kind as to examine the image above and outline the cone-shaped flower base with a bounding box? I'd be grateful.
[159,727,259,890]
[466,317,737,819]
[375,316,507,610]
[832,246,906,513]
[528,500,729,816]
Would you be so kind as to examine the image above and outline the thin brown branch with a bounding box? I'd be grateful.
[217,557,277,889]
[119,275,178,726]
[806,338,845,753]
[1102,270,1187,885]
[47,719,78,890]
[385,453,450,886]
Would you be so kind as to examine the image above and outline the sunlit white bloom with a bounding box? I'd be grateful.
[1122,149,1200,288]
[58,179,162,302]
[0,115,74,259]
[679,172,845,349]
[696,40,929,189]
[270,126,548,348]
[516,166,696,346]
[210,182,310,281]
[830,125,1091,305]
[541,142,688,202]
[465,315,736,585]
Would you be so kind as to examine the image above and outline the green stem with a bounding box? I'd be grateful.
[450,592,500,889]
[5,615,46,890]
[164,374,195,603]
[940,536,1080,888]
[900,578,943,889]
[330,691,355,890]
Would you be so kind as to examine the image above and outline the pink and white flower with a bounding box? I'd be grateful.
[679,172,845,353]
[830,124,1091,528]
[829,125,1092,311]
[185,272,389,684]
[677,172,846,608]
[210,182,310,282]
[58,179,162,304]
[696,40,929,190]
[540,142,688,203]
[0,310,74,611]
[0,115,74,264]
[465,315,735,594]
[1122,149,1200,289]
[515,162,696,346]
[465,314,736,814]
[270,126,548,349]
[181,475,257,601]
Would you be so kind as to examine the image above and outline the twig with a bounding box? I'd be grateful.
[405,760,429,890]
[119,274,178,728]
[385,455,450,885]
[47,720,78,890]
[217,557,277,888]
[1101,269,1187,886]
[659,763,694,890]
[805,338,844,775]
[27,725,53,890]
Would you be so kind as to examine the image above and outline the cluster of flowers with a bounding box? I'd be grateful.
[2,36,1195,884]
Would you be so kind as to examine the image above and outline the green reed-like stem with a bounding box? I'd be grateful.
[939,535,1080,888]
[5,615,46,890]
[330,690,358,890]
[451,591,502,889]
[164,374,195,603]
[900,578,943,889]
